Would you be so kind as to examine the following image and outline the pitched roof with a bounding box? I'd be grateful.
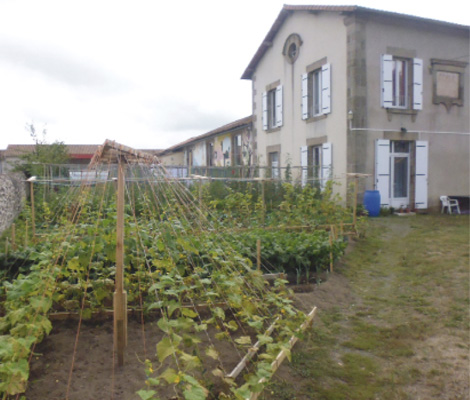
[160,115,253,154]
[2,144,161,159]
[241,4,469,80]
[89,140,160,165]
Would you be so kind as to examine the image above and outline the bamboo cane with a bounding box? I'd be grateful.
[247,307,317,400]
[227,317,280,379]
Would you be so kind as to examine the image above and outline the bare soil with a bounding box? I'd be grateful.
[24,216,470,400]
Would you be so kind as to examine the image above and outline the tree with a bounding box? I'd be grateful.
[15,123,69,178]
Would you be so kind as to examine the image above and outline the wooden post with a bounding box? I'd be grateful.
[198,178,202,205]
[256,239,261,271]
[114,161,127,366]
[261,179,266,226]
[353,176,358,228]
[27,177,36,239]
[11,223,16,251]
[329,228,334,273]
[24,221,28,247]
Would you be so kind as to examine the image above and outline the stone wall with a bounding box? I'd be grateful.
[0,173,26,236]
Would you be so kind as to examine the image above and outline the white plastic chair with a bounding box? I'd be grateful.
[440,196,460,214]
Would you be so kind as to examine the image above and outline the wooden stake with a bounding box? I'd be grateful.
[227,317,280,379]
[261,180,265,226]
[29,178,36,239]
[353,176,358,228]
[24,221,28,247]
[256,239,261,271]
[329,229,334,273]
[247,307,317,400]
[114,162,127,366]
[11,223,16,251]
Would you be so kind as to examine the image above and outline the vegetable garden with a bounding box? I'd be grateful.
[0,141,360,399]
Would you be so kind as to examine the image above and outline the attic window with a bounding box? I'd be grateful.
[283,33,302,64]
[288,43,297,60]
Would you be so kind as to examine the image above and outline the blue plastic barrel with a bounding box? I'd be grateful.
[363,190,381,217]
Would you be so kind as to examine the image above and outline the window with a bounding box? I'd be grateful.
[262,84,283,130]
[283,33,302,64]
[302,63,331,120]
[232,134,242,166]
[308,145,322,180]
[269,151,280,179]
[206,141,214,166]
[300,143,332,189]
[267,89,277,129]
[381,55,422,110]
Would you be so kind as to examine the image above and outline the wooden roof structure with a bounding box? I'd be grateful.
[90,139,161,166]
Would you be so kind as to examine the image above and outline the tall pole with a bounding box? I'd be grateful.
[114,161,127,366]
[27,177,37,239]
[353,176,358,228]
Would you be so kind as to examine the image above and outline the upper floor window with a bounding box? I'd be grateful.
[381,54,423,110]
[262,84,283,130]
[302,62,331,120]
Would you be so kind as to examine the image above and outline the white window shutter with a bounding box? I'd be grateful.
[321,142,332,190]
[415,140,428,209]
[413,58,423,110]
[300,146,308,187]
[381,54,394,108]
[375,139,390,207]
[262,92,268,131]
[301,73,309,120]
[321,63,331,114]
[275,85,283,127]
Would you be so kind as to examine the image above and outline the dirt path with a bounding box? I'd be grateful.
[265,215,469,399]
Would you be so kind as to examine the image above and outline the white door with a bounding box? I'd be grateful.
[390,141,411,209]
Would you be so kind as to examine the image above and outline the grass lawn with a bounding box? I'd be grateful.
[263,214,469,400]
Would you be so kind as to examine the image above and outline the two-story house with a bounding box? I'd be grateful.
[242,5,469,210]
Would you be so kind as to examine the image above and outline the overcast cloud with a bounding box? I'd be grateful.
[0,0,467,150]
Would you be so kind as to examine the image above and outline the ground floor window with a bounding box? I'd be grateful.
[268,151,280,179]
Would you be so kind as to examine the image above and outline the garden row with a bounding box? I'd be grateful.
[0,178,359,399]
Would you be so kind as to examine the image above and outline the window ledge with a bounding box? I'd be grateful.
[306,114,328,123]
[385,108,418,122]
[266,127,282,133]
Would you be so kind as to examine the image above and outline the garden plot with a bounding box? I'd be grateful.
[0,141,357,399]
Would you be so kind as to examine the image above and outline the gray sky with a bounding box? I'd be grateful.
[0,0,467,150]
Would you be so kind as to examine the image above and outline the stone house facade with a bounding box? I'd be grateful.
[242,5,469,210]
